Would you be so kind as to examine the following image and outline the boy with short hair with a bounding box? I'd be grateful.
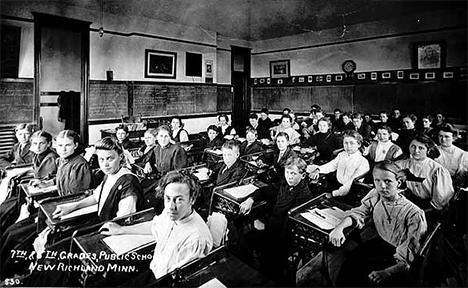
[0,123,33,171]
[307,130,370,199]
[215,140,245,186]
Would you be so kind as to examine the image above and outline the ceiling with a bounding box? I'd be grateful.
[65,0,465,41]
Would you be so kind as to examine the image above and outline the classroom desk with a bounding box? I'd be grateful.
[167,246,274,287]
[287,193,352,269]
[38,191,97,233]
[210,179,269,220]
[19,182,58,205]
[72,209,156,280]
[292,145,320,165]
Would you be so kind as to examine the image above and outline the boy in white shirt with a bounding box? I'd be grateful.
[307,130,370,199]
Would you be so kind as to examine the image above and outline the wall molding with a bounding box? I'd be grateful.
[252,25,467,55]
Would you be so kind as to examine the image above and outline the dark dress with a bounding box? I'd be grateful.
[119,138,135,150]
[240,141,264,156]
[32,148,59,178]
[258,117,273,132]
[247,124,270,140]
[0,142,33,170]
[396,128,417,156]
[56,154,94,196]
[153,143,187,173]
[303,131,342,162]
[134,145,156,172]
[357,122,373,140]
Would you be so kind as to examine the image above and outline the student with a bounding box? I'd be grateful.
[97,171,213,286]
[331,108,343,132]
[215,140,245,186]
[302,108,325,139]
[153,125,187,173]
[0,131,58,231]
[239,157,312,285]
[364,113,376,132]
[240,128,264,156]
[289,111,301,131]
[0,130,93,280]
[363,125,403,165]
[330,161,427,287]
[134,128,157,176]
[351,112,373,140]
[421,115,437,142]
[271,114,301,145]
[379,111,389,125]
[55,130,94,195]
[258,108,273,132]
[388,108,403,132]
[218,114,236,138]
[302,118,342,163]
[258,132,297,183]
[308,130,370,200]
[435,124,468,188]
[0,123,33,171]
[247,113,269,141]
[433,113,446,129]
[396,114,418,157]
[53,136,146,220]
[339,112,355,132]
[396,133,454,214]
[201,125,224,150]
[21,137,147,287]
[115,124,135,150]
[170,116,189,143]
[29,131,59,179]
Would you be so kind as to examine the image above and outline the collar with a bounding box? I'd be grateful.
[174,209,195,225]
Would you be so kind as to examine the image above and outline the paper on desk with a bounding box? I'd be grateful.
[193,167,210,181]
[206,149,223,155]
[102,234,156,256]
[198,278,227,288]
[60,204,98,220]
[28,184,57,196]
[300,207,346,230]
[237,137,246,143]
[223,183,258,200]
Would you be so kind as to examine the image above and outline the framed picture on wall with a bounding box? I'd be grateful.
[145,49,177,78]
[413,41,445,69]
[270,60,290,78]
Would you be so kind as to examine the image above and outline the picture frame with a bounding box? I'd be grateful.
[371,72,377,80]
[299,77,305,83]
[425,72,436,79]
[413,41,445,70]
[443,71,454,79]
[145,49,177,78]
[397,71,404,79]
[382,72,391,79]
[205,60,213,78]
[277,79,283,84]
[409,73,419,80]
[326,75,332,82]
[254,79,258,85]
[267,78,271,84]
[270,60,290,79]
[316,76,323,82]
[357,73,366,80]
[335,75,343,81]
[259,78,265,84]
[307,76,313,82]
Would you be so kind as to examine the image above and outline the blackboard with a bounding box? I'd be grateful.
[252,86,352,113]
[133,83,218,116]
[353,84,396,114]
[89,81,128,120]
[0,79,34,125]
[217,86,232,112]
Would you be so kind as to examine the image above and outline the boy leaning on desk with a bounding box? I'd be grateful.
[92,171,213,286]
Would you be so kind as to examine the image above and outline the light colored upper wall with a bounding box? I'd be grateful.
[251,7,467,77]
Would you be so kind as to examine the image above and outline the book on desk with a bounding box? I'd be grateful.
[102,234,156,256]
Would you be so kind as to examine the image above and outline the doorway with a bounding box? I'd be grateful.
[33,13,90,143]
[231,46,251,137]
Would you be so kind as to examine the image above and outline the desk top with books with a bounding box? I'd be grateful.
[73,208,156,273]
[288,193,352,252]
[210,179,269,218]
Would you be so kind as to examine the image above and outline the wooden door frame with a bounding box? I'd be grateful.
[33,13,90,144]
[230,46,251,130]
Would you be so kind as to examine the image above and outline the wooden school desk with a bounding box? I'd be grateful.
[287,193,353,271]
[72,208,156,285]
[153,246,274,287]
